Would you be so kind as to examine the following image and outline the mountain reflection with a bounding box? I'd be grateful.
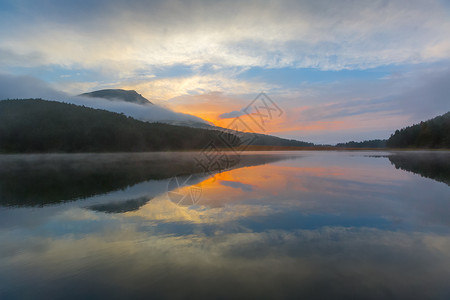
[0,152,293,207]
[88,196,154,213]
[388,152,450,186]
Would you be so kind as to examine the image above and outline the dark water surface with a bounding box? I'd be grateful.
[0,151,449,299]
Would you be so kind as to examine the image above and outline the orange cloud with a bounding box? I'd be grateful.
[156,91,410,141]
[165,93,248,124]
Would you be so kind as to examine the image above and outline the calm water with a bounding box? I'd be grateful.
[0,151,449,299]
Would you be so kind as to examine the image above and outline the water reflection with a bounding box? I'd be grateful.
[0,152,292,207]
[0,151,449,300]
[388,151,450,186]
[89,196,153,213]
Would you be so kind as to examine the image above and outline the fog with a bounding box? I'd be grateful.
[0,73,209,124]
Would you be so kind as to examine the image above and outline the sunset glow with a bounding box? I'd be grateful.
[1,0,449,143]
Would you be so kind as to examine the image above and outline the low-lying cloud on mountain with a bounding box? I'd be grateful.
[0,73,210,125]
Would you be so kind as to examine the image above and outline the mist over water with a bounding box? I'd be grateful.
[0,151,449,299]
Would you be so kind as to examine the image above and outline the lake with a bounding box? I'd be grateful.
[0,151,449,299]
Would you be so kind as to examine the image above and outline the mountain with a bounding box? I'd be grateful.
[387,111,450,148]
[79,89,214,125]
[80,89,152,105]
[0,99,241,153]
[79,89,314,147]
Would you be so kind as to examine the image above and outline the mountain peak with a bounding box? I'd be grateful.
[80,89,152,105]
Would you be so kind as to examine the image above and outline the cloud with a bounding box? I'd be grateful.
[126,196,271,223]
[0,73,209,124]
[297,97,396,122]
[0,73,65,99]
[263,64,450,143]
[164,92,251,124]
[0,48,47,68]
[219,180,254,192]
[1,0,449,74]
[393,66,450,121]
[120,72,275,102]
[218,110,246,119]
[2,222,450,299]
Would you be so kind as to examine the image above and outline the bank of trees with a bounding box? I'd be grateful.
[387,112,450,148]
[336,139,387,148]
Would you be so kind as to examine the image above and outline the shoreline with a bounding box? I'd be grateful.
[1,147,449,156]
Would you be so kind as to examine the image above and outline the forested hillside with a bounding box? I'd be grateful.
[0,99,240,153]
[386,112,450,148]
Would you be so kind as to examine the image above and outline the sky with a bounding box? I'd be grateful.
[0,0,449,144]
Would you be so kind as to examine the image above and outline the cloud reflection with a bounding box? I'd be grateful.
[1,224,449,299]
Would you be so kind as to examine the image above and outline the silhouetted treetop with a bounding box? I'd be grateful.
[387,112,450,148]
[336,139,387,148]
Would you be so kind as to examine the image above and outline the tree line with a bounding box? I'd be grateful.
[386,111,450,148]
[335,139,387,148]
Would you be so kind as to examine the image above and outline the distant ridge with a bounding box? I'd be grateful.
[80,89,152,105]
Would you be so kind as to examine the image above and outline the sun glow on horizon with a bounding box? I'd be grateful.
[0,0,449,143]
